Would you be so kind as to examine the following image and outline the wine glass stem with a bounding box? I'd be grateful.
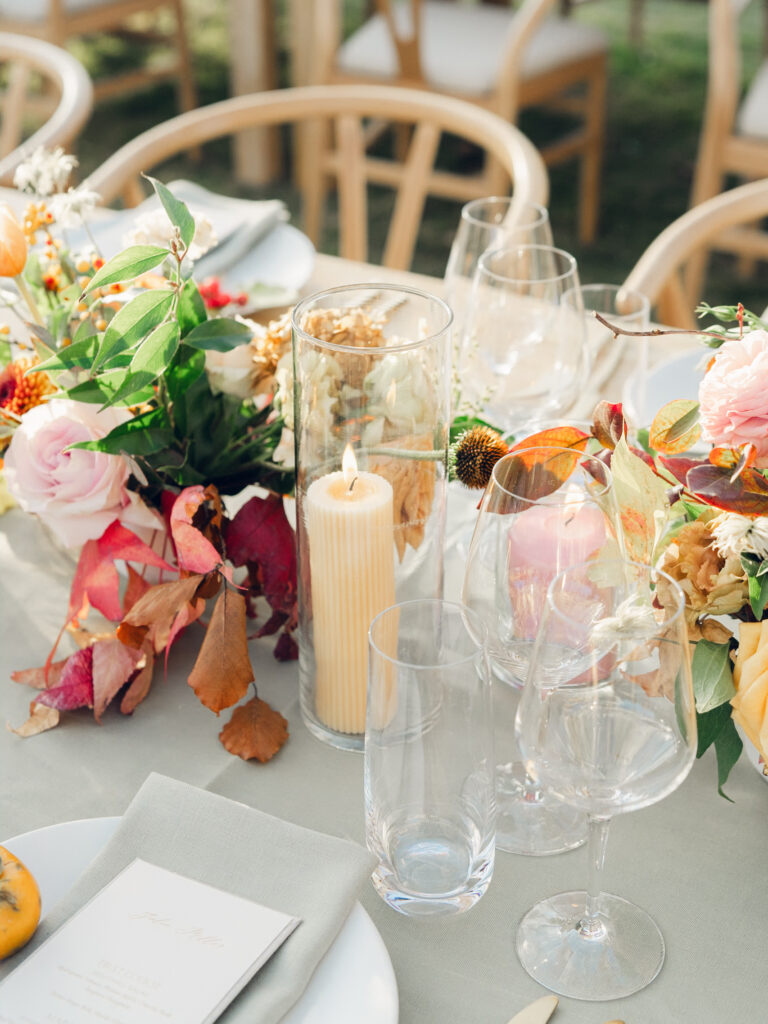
[579,813,611,940]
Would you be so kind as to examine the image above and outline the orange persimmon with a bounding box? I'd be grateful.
[0,845,41,959]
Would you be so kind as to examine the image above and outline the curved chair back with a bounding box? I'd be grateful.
[85,83,549,271]
[623,177,768,329]
[0,32,93,186]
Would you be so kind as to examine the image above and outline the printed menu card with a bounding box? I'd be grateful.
[0,858,300,1024]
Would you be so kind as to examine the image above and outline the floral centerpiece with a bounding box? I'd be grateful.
[450,302,768,796]
[0,149,300,761]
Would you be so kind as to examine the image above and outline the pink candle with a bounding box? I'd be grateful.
[506,498,607,641]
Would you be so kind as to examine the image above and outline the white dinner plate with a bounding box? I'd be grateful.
[622,347,704,427]
[2,817,398,1024]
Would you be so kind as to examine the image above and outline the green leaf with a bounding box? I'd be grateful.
[696,702,732,757]
[714,716,743,800]
[666,402,700,443]
[183,317,252,351]
[92,289,175,371]
[178,279,208,337]
[32,335,99,373]
[742,554,768,619]
[146,176,195,250]
[103,322,181,408]
[83,246,169,293]
[681,499,709,521]
[0,338,10,365]
[67,369,155,406]
[611,435,672,562]
[70,411,174,457]
[692,639,735,713]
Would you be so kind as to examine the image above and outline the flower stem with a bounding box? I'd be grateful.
[578,814,611,940]
[365,446,443,461]
[14,274,44,327]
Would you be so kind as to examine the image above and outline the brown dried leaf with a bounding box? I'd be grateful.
[8,701,60,737]
[92,638,144,722]
[120,573,205,653]
[369,434,436,561]
[219,696,289,762]
[11,659,69,690]
[188,588,253,713]
[120,642,155,714]
[66,625,116,649]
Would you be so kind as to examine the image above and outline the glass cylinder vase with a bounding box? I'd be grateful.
[291,284,452,751]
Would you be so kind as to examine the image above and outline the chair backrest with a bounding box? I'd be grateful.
[85,83,549,271]
[0,32,93,186]
[623,177,768,328]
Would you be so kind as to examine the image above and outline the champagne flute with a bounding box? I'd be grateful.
[515,558,697,1000]
[458,245,588,434]
[462,446,620,855]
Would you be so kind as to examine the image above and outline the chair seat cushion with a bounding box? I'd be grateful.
[0,0,118,21]
[336,1,607,97]
[737,60,768,139]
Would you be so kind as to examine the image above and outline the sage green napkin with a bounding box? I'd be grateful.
[0,773,376,1023]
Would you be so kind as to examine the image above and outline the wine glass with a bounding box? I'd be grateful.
[444,198,553,353]
[458,245,588,434]
[461,446,620,855]
[515,558,697,1000]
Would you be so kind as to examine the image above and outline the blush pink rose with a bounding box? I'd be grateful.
[698,330,768,467]
[3,398,161,547]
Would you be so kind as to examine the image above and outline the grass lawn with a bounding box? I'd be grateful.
[69,0,766,310]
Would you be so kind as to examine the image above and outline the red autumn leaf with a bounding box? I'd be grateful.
[686,463,768,516]
[508,426,590,455]
[68,537,122,623]
[123,565,151,615]
[226,494,297,617]
[118,573,205,652]
[188,587,253,713]
[36,647,94,711]
[97,520,175,572]
[486,447,583,514]
[218,696,289,762]
[92,638,143,721]
[11,658,69,690]
[170,486,223,574]
[273,631,298,662]
[658,455,707,488]
[9,702,60,737]
[592,401,627,450]
[120,642,155,714]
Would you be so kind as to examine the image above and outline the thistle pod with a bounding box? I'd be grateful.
[0,205,27,277]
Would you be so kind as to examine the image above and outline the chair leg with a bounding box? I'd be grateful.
[297,119,328,247]
[171,0,197,114]
[578,61,606,244]
[686,162,725,305]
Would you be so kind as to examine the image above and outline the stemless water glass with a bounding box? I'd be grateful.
[444,198,553,350]
[462,446,620,856]
[515,559,697,1000]
[365,599,496,917]
[458,245,587,434]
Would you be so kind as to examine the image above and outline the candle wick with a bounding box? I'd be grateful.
[348,475,358,494]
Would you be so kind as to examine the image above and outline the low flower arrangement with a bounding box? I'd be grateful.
[0,151,300,761]
[450,302,768,796]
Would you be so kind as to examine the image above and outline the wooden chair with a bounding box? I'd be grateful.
[84,83,549,272]
[0,32,93,186]
[305,0,607,243]
[687,0,768,298]
[0,0,196,111]
[623,177,768,329]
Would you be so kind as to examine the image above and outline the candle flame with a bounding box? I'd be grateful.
[342,443,358,486]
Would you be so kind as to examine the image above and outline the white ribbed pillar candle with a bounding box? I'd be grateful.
[305,461,395,734]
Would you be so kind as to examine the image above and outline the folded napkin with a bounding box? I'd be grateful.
[0,773,376,1024]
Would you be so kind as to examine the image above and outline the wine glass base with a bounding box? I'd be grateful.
[495,764,587,856]
[516,890,665,1000]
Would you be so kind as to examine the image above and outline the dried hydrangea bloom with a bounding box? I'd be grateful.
[659,518,748,631]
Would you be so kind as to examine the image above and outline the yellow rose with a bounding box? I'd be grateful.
[731,620,768,762]
[0,205,27,277]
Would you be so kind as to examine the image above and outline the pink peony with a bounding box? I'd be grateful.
[698,329,768,467]
[3,398,161,547]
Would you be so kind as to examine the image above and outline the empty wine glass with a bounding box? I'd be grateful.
[444,198,553,352]
[515,559,697,1000]
[458,245,588,434]
[462,446,621,855]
